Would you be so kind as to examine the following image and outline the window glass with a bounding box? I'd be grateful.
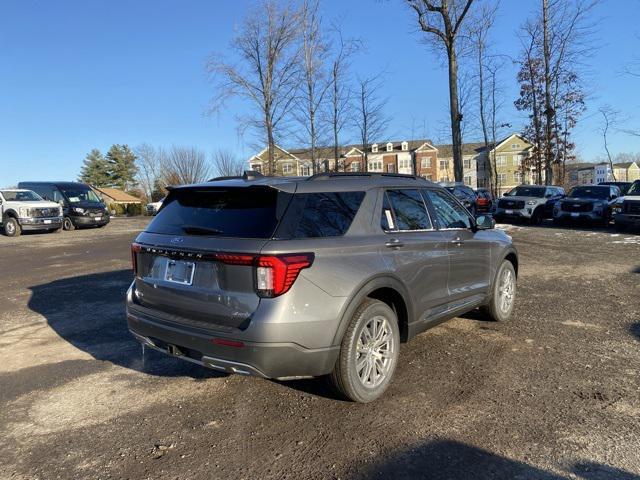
[288,191,365,238]
[386,189,432,231]
[423,189,472,229]
[147,186,289,238]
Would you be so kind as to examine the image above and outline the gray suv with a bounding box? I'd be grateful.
[495,185,565,224]
[126,172,518,402]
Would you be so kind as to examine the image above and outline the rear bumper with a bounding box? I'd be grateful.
[19,216,63,230]
[126,308,339,379]
[614,213,640,226]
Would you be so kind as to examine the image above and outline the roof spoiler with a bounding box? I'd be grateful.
[207,170,265,182]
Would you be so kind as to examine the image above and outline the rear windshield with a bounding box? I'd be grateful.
[146,186,291,238]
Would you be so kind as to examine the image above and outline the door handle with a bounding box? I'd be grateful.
[450,236,464,246]
[385,238,404,249]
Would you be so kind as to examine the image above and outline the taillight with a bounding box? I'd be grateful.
[255,253,314,298]
[131,243,142,275]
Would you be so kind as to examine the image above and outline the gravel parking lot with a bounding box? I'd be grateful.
[1,218,639,480]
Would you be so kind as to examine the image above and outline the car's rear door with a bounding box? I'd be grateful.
[379,188,449,316]
[422,188,491,304]
[131,185,291,331]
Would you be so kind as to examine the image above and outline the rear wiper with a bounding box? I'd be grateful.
[181,225,224,235]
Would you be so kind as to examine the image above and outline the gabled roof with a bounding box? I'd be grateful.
[491,133,533,152]
[435,142,488,158]
[93,187,141,203]
[613,161,637,169]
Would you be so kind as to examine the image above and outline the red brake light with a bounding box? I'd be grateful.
[131,243,142,275]
[210,253,255,266]
[255,253,314,297]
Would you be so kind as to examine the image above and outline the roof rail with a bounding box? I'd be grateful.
[207,170,265,182]
[306,172,424,181]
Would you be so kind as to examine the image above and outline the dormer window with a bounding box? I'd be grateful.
[386,142,393,152]
[372,143,378,153]
[401,141,408,151]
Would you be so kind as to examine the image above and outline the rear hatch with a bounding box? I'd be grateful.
[131,185,294,331]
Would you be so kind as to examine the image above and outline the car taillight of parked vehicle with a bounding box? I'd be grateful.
[131,243,142,275]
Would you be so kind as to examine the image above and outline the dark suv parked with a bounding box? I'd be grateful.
[126,172,518,402]
[440,183,479,216]
[18,181,110,231]
[553,184,620,226]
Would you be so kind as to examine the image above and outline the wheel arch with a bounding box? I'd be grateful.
[2,208,18,220]
[332,275,414,346]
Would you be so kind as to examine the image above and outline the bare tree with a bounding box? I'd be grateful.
[207,0,300,175]
[599,106,619,181]
[161,146,211,186]
[354,75,390,172]
[329,30,359,171]
[408,0,476,182]
[212,149,245,177]
[293,0,331,174]
[135,143,162,202]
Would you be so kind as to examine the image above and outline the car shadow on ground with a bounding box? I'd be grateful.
[630,323,640,341]
[632,266,640,274]
[28,270,224,379]
[351,440,640,480]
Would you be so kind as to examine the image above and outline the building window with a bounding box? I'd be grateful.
[399,159,410,169]
[401,141,409,151]
[387,164,396,173]
[496,155,507,166]
[439,160,448,170]
[513,171,522,184]
[282,163,293,174]
[421,157,431,168]
[251,164,262,173]
[497,173,508,184]
[372,144,378,153]
[350,161,360,172]
[463,158,471,169]
[386,142,393,152]
[369,160,383,172]
[464,175,472,185]
[514,154,526,166]
[511,143,520,149]
[300,165,311,176]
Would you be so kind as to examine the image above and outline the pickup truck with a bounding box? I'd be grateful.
[614,180,640,231]
[0,189,63,236]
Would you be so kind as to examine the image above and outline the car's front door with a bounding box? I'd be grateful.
[422,188,492,304]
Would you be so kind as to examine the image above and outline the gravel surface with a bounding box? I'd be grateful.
[0,218,639,480]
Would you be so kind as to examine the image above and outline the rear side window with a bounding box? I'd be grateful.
[383,189,432,231]
[279,191,365,238]
[147,187,290,238]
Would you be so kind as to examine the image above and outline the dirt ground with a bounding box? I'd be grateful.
[1,218,639,480]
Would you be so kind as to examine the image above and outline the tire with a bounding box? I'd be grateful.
[3,217,21,237]
[530,209,542,226]
[615,223,626,232]
[329,298,400,403]
[63,217,75,231]
[481,260,517,322]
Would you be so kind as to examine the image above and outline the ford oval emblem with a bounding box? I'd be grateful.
[170,236,184,244]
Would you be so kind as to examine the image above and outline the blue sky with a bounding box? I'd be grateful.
[1,0,639,186]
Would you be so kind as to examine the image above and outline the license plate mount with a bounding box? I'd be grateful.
[165,259,196,285]
[571,213,580,218]
[505,209,514,215]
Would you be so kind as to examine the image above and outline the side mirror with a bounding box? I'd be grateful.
[475,215,495,230]
[502,192,510,197]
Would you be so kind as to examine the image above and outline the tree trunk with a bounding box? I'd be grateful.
[542,0,554,185]
[447,45,464,182]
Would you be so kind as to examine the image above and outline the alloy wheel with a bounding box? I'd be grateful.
[355,315,395,388]
[498,268,515,314]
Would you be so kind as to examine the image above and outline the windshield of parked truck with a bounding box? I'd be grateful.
[59,187,102,203]
[569,186,609,199]
[627,181,640,196]
[1,190,43,201]
[507,186,546,197]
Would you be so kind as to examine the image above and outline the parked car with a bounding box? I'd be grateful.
[598,181,632,196]
[18,181,110,231]
[127,172,518,403]
[613,180,640,231]
[475,188,494,213]
[553,184,621,226]
[439,182,479,216]
[494,185,565,224]
[145,197,165,216]
[0,189,63,236]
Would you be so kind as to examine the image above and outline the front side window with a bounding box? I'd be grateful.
[383,189,432,231]
[423,189,472,229]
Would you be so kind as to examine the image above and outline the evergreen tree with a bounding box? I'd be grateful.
[78,149,110,186]
[105,144,138,190]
